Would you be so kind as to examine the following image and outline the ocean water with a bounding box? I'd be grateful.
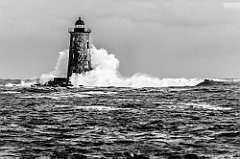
[0,79,240,159]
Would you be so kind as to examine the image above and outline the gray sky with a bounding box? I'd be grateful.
[0,0,240,79]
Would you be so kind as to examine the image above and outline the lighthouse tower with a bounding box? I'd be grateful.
[67,17,92,79]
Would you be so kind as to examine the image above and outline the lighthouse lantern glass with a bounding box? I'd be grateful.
[75,25,84,28]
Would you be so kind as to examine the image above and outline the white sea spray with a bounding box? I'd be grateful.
[40,45,203,87]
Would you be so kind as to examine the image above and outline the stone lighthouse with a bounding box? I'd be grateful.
[67,17,92,79]
[51,17,92,86]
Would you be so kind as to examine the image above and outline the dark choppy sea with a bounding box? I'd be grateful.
[0,79,240,159]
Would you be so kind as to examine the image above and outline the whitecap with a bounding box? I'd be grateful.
[181,102,232,110]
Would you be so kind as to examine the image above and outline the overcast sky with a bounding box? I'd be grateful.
[0,0,240,79]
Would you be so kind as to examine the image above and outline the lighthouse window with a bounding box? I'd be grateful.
[76,25,84,28]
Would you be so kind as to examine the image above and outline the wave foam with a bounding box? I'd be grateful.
[39,50,68,84]
[34,45,207,87]
[36,45,205,87]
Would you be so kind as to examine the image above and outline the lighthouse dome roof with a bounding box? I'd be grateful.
[75,17,85,25]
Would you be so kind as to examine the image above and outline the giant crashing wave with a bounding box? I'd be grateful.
[1,46,239,88]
